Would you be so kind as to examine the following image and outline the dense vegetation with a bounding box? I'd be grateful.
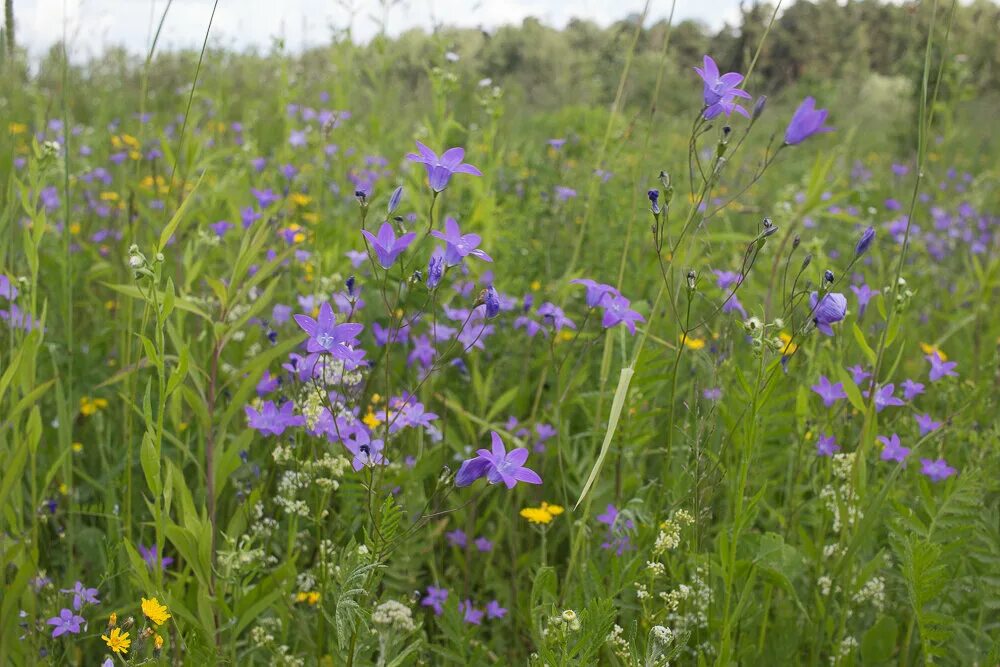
[1,1,998,665]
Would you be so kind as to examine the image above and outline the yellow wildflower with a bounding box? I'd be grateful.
[302,212,319,224]
[296,591,321,604]
[102,627,131,654]
[154,634,164,651]
[362,411,382,429]
[8,122,27,135]
[919,342,946,361]
[779,332,798,355]
[108,612,117,628]
[682,336,706,350]
[530,280,541,291]
[99,191,119,201]
[520,502,565,524]
[69,222,81,235]
[141,597,171,626]
[79,396,109,416]
[289,192,312,207]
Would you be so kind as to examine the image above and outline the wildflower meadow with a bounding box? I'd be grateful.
[1,1,999,665]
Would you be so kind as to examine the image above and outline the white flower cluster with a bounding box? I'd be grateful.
[606,624,630,661]
[821,454,863,532]
[372,600,416,633]
[653,509,695,556]
[852,576,886,613]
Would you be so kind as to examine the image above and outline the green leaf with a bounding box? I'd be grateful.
[861,615,898,664]
[140,430,161,496]
[852,322,877,365]
[158,170,207,252]
[576,366,634,509]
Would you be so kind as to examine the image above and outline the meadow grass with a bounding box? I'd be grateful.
[1,3,998,665]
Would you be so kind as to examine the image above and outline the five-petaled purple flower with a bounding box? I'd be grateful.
[872,384,905,413]
[455,431,542,488]
[571,278,619,308]
[138,544,174,571]
[878,433,910,463]
[925,352,958,382]
[915,413,942,436]
[809,292,847,335]
[601,294,645,335]
[694,55,751,119]
[816,433,840,457]
[431,217,493,266]
[294,302,365,360]
[811,375,847,408]
[901,379,925,401]
[459,599,484,625]
[784,97,834,145]
[920,458,956,482]
[421,586,448,615]
[361,222,416,269]
[47,608,85,638]
[245,400,305,436]
[406,141,482,192]
[61,581,100,610]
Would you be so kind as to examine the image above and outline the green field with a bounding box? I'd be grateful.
[1,2,998,665]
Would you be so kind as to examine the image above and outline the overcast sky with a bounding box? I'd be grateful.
[12,0,742,61]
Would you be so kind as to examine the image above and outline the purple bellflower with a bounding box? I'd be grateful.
[694,55,751,119]
[920,458,956,482]
[811,375,847,407]
[47,609,85,638]
[406,141,482,192]
[878,433,910,463]
[455,431,542,488]
[810,292,847,335]
[361,222,416,269]
[784,97,833,145]
[294,302,364,359]
[431,217,492,266]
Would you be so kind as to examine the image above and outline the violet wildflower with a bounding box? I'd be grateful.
[537,303,576,332]
[138,544,174,570]
[47,609,85,638]
[784,97,833,145]
[475,537,493,552]
[920,458,956,482]
[816,434,840,457]
[445,529,467,548]
[703,387,722,400]
[431,217,492,265]
[486,600,507,619]
[454,431,542,488]
[478,285,501,319]
[809,292,847,335]
[406,141,482,192]
[343,429,387,471]
[571,278,618,308]
[848,364,871,385]
[855,226,876,257]
[811,375,847,407]
[851,283,876,318]
[648,189,660,214]
[878,433,910,463]
[601,294,645,335]
[694,55,751,119]
[294,302,364,359]
[361,222,416,269]
[387,186,404,214]
[872,384,905,412]
[915,413,942,436]
[459,600,484,625]
[925,351,958,382]
[61,581,100,610]
[421,586,448,615]
[245,400,305,436]
[901,379,925,401]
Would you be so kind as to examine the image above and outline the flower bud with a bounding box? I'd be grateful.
[824,269,835,283]
[752,95,767,120]
[387,186,404,215]
[854,226,875,257]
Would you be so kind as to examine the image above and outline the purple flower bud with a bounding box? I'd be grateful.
[483,286,500,318]
[855,226,875,257]
[647,189,660,214]
[752,95,767,120]
[427,248,445,289]
[388,186,403,215]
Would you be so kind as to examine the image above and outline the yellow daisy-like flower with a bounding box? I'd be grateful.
[530,280,541,291]
[154,634,164,651]
[779,332,798,355]
[8,122,27,135]
[520,507,554,524]
[108,612,117,628]
[289,192,312,207]
[362,411,382,429]
[141,597,171,626]
[102,627,131,654]
[520,502,565,525]
[682,336,706,350]
[919,342,946,361]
